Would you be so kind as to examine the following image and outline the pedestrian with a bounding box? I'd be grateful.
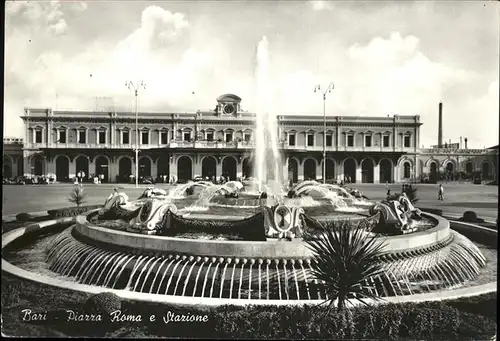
[438,184,444,201]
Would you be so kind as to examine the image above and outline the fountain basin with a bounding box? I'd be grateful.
[74,211,447,259]
[2,215,496,305]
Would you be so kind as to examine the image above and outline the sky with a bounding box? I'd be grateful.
[4,0,499,149]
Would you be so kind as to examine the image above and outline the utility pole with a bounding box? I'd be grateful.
[314,83,334,184]
[125,80,146,188]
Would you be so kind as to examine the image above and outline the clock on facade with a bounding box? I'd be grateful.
[223,103,236,115]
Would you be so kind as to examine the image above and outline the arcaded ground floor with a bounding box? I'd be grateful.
[17,148,498,184]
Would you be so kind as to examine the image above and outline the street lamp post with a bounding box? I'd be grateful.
[314,83,334,184]
[125,80,146,188]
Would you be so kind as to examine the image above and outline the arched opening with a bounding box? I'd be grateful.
[482,162,490,179]
[222,156,237,181]
[264,153,277,181]
[379,159,392,183]
[344,159,356,183]
[361,159,374,183]
[17,156,23,176]
[288,158,298,183]
[157,156,170,182]
[403,162,411,179]
[446,162,454,174]
[325,159,335,181]
[177,156,192,183]
[303,159,316,180]
[429,161,438,183]
[95,156,109,183]
[31,155,45,176]
[139,157,151,178]
[55,156,70,182]
[202,156,217,180]
[3,156,13,179]
[242,158,253,179]
[75,156,89,182]
[119,157,132,182]
[465,162,474,175]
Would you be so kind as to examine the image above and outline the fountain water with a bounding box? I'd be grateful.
[254,36,284,194]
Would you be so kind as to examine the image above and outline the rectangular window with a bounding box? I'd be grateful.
[35,130,43,143]
[59,131,66,143]
[225,133,233,143]
[404,135,411,148]
[364,135,372,147]
[78,131,86,144]
[183,132,191,142]
[383,135,390,147]
[141,131,149,145]
[244,133,252,142]
[326,134,333,147]
[98,131,106,144]
[122,131,130,144]
[206,132,214,141]
[288,134,296,146]
[347,135,354,147]
[161,131,169,144]
[307,134,314,147]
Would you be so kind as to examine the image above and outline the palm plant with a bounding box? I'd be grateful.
[68,184,87,207]
[303,219,386,313]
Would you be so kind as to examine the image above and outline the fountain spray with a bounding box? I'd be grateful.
[254,36,284,194]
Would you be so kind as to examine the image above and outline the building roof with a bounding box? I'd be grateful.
[216,94,242,103]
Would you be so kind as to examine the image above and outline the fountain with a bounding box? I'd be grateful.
[2,36,496,307]
[3,178,495,303]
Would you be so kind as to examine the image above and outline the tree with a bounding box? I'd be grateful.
[303,219,386,313]
[68,184,87,207]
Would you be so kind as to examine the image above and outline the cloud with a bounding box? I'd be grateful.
[5,0,74,36]
[4,4,196,125]
[3,3,498,149]
[271,31,497,148]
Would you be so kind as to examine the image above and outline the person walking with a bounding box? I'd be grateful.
[438,184,444,201]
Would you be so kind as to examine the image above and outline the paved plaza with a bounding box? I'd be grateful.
[2,182,497,220]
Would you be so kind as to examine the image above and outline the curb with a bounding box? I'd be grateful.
[2,210,48,223]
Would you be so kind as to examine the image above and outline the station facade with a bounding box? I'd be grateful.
[10,94,498,184]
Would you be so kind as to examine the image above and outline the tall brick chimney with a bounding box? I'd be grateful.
[438,102,443,148]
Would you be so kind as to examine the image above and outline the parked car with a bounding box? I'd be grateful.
[193,176,204,182]
[15,176,33,185]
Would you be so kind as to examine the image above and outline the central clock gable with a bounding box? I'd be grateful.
[215,94,242,117]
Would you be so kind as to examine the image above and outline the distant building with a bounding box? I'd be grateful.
[3,137,24,178]
[7,94,498,184]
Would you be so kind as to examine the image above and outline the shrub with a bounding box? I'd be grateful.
[68,185,87,207]
[47,205,102,218]
[2,282,21,307]
[84,292,122,316]
[15,213,33,221]
[461,210,484,222]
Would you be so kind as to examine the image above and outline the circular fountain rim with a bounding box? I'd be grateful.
[73,211,451,258]
[2,215,496,307]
